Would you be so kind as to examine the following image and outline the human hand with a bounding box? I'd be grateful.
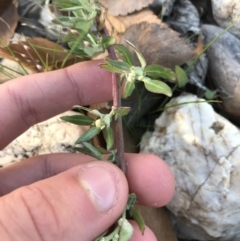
[0,60,175,241]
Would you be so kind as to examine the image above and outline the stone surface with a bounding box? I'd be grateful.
[140,94,240,240]
[0,111,89,167]
[202,24,240,120]
[211,0,240,38]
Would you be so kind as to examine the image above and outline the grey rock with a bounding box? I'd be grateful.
[202,24,240,119]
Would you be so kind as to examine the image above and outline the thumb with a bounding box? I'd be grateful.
[0,161,128,241]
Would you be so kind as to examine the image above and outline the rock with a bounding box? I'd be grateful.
[0,111,89,167]
[140,93,240,241]
[202,24,240,120]
[211,0,240,39]
[166,0,200,35]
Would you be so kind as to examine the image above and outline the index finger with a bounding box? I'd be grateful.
[0,60,112,149]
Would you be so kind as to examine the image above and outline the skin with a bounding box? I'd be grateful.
[0,60,175,241]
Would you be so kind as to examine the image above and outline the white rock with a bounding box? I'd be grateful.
[0,111,89,167]
[140,94,240,240]
[211,0,240,38]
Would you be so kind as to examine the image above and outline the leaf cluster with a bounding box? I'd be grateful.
[53,0,115,59]
[101,41,189,98]
[61,106,130,161]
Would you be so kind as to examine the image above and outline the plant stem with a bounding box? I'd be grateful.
[102,27,126,174]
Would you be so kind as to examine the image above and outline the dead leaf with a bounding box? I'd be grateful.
[120,22,195,69]
[105,9,162,42]
[0,0,19,47]
[100,0,155,16]
[0,37,81,72]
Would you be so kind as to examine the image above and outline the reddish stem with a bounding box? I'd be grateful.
[102,27,126,174]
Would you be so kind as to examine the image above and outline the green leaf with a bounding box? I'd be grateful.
[114,44,134,66]
[82,142,103,160]
[75,20,93,32]
[75,146,109,157]
[105,59,131,72]
[95,146,110,154]
[74,106,104,118]
[103,126,114,150]
[102,114,112,127]
[142,78,172,96]
[205,89,217,99]
[60,115,95,125]
[74,147,99,159]
[123,81,135,98]
[175,66,189,87]
[75,127,101,143]
[54,0,76,8]
[125,40,146,68]
[101,36,115,49]
[108,151,117,163]
[144,64,176,81]
[91,109,104,117]
[114,107,131,120]
[83,45,103,57]
[130,207,145,234]
[100,64,123,74]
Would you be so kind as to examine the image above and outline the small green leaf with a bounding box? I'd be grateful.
[101,36,115,49]
[125,40,146,68]
[74,147,99,159]
[144,64,176,81]
[100,64,123,74]
[114,44,134,66]
[75,127,101,143]
[102,114,112,127]
[105,59,131,72]
[108,151,117,163]
[91,109,104,117]
[59,6,85,11]
[114,107,131,120]
[142,78,172,96]
[175,66,189,87]
[74,106,103,117]
[60,115,94,125]
[123,81,135,98]
[54,0,76,9]
[205,89,217,99]
[83,45,103,57]
[103,126,114,150]
[82,142,103,160]
[96,146,110,154]
[130,207,145,234]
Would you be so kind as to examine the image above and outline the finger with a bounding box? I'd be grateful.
[129,221,157,241]
[126,153,175,207]
[0,161,128,241]
[0,153,96,196]
[0,153,175,206]
[0,60,112,149]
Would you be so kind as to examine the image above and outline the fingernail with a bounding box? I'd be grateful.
[78,164,118,213]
